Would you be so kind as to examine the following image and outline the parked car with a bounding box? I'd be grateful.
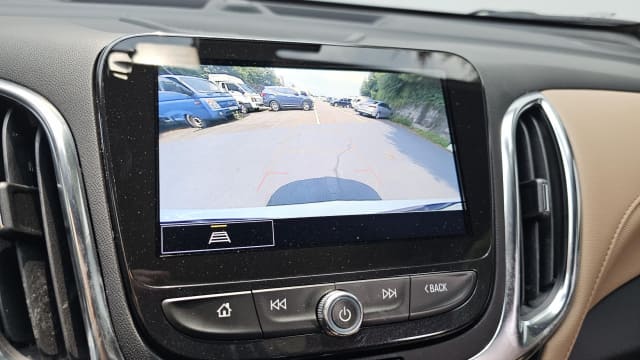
[158,75,239,128]
[351,96,371,111]
[330,98,352,107]
[261,86,314,111]
[208,74,264,113]
[357,100,393,119]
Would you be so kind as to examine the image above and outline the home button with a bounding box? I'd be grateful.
[162,291,262,339]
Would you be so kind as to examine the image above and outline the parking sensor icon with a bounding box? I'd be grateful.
[209,224,231,244]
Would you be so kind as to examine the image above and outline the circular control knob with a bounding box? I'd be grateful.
[317,290,363,336]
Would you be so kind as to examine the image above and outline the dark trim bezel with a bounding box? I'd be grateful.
[96,35,494,358]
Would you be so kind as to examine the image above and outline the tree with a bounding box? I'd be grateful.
[159,66,283,92]
[359,72,443,108]
[360,73,379,98]
[201,65,239,77]
[232,67,282,91]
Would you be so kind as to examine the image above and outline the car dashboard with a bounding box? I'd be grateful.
[0,1,639,360]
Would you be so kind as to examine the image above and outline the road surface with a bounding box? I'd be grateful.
[159,101,461,215]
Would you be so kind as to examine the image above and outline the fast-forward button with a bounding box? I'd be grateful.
[382,288,397,300]
[337,277,409,325]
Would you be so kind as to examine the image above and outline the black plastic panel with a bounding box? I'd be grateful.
[98,37,492,286]
[96,36,493,358]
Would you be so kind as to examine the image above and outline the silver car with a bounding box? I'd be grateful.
[357,100,393,119]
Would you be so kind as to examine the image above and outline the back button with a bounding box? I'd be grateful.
[410,271,476,319]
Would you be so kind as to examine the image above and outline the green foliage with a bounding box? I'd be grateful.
[161,66,282,92]
[360,73,378,97]
[390,114,413,127]
[360,73,444,108]
[230,67,282,92]
[412,128,450,148]
[390,115,449,148]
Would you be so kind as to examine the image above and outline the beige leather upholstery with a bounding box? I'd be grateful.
[541,90,640,360]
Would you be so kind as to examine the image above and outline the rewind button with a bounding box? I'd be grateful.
[252,284,335,337]
[269,298,287,311]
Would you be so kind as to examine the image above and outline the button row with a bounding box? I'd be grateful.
[161,271,476,339]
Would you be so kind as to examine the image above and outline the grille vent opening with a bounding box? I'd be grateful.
[0,98,88,359]
[515,105,568,312]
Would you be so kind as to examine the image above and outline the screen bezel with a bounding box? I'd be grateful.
[97,36,492,288]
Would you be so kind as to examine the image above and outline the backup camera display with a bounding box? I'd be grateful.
[158,66,463,254]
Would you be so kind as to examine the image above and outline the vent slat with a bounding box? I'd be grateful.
[2,108,37,186]
[526,116,555,290]
[3,108,61,356]
[35,130,88,359]
[526,114,551,180]
[0,100,88,358]
[15,242,61,356]
[522,221,541,302]
[516,121,535,181]
[0,106,34,347]
[0,240,33,345]
[516,106,567,309]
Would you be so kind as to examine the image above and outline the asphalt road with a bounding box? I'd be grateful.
[159,101,461,211]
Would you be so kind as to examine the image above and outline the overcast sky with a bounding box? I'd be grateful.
[273,68,370,98]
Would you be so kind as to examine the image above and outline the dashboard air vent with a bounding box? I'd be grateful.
[0,98,88,358]
[515,105,568,311]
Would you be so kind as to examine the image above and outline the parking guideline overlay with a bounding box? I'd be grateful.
[160,220,275,255]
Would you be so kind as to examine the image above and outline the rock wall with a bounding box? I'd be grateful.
[393,103,451,140]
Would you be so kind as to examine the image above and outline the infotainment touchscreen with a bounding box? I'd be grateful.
[158,65,465,254]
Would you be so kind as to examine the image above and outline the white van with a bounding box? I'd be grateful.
[208,74,264,113]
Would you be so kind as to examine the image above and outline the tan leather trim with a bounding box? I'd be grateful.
[541,90,640,360]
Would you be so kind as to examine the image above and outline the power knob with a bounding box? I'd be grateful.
[316,290,363,336]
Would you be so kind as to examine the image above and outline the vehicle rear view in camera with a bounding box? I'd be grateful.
[158,66,462,224]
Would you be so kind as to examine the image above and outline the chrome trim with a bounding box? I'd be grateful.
[252,283,334,293]
[162,291,252,303]
[317,290,364,337]
[472,93,580,359]
[0,80,124,359]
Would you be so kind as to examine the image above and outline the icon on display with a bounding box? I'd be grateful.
[216,302,232,318]
[382,288,397,300]
[269,298,287,311]
[208,224,231,244]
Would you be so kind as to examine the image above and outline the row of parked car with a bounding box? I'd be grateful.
[327,96,393,119]
[158,74,315,129]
